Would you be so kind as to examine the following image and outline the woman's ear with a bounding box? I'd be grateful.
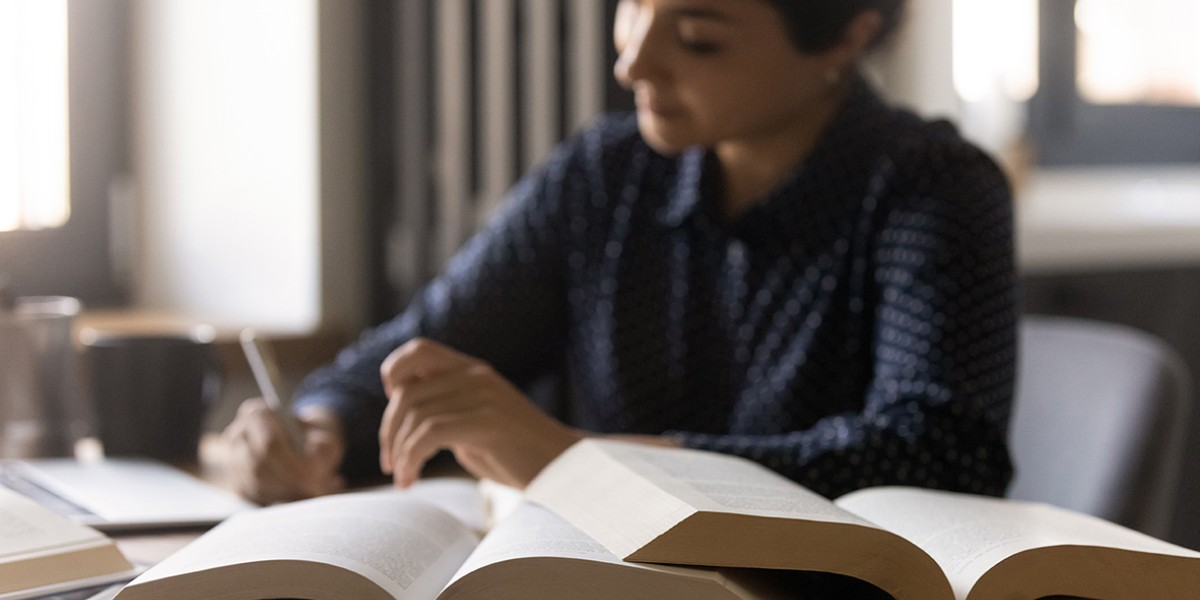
[827,10,885,68]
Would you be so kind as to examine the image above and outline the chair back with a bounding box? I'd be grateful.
[1008,316,1192,539]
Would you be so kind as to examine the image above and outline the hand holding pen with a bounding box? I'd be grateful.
[219,329,346,505]
[239,329,305,449]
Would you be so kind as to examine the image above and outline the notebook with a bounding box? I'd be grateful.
[0,458,254,532]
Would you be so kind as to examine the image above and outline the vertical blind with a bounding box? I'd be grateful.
[386,0,608,302]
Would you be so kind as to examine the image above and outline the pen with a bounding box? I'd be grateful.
[239,328,304,449]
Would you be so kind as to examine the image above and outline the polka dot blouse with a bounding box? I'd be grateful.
[296,77,1018,499]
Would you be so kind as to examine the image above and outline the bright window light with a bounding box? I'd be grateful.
[1076,0,1200,106]
[953,0,1039,103]
[0,0,70,232]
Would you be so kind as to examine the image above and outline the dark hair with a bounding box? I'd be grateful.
[763,0,906,53]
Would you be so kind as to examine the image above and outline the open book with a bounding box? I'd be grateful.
[525,439,1200,600]
[111,479,787,600]
[0,487,140,600]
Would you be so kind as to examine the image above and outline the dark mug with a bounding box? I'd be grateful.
[81,326,221,462]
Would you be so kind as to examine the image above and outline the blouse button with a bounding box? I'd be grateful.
[726,240,747,269]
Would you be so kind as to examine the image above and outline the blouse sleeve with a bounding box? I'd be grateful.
[672,140,1019,499]
[292,137,588,479]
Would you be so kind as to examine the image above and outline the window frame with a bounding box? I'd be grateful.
[0,0,129,306]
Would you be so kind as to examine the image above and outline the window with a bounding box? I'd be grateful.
[953,0,1039,105]
[0,0,129,306]
[1028,0,1200,165]
[0,0,70,231]
[1075,0,1200,107]
[951,0,1040,171]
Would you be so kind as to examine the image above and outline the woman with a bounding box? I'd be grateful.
[223,0,1017,505]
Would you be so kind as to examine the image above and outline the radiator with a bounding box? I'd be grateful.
[389,0,608,299]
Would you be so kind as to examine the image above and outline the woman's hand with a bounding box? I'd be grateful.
[220,400,346,505]
[378,338,583,489]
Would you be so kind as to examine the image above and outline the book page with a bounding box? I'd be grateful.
[318,477,489,533]
[477,479,524,529]
[1,487,136,597]
[0,487,108,561]
[397,478,490,534]
[836,487,1200,599]
[526,440,882,562]
[445,503,725,588]
[128,491,479,600]
[602,441,874,525]
[527,442,954,597]
[525,440,697,559]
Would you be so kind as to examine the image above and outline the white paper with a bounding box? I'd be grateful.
[127,491,479,600]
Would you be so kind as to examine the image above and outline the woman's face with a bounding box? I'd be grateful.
[613,0,844,155]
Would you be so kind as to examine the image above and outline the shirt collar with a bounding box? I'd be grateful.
[656,147,709,228]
